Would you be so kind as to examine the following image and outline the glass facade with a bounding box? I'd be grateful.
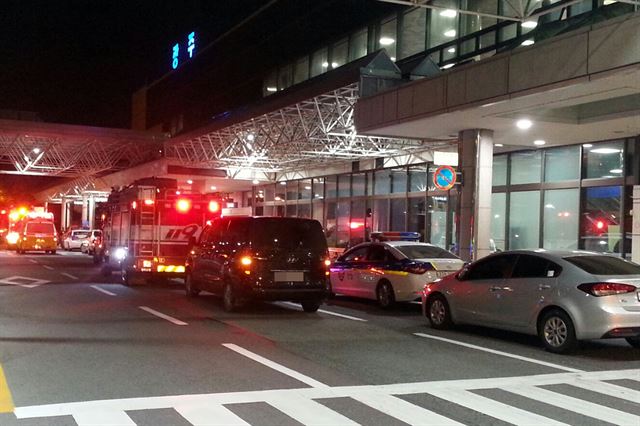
[251,139,636,257]
[263,1,631,95]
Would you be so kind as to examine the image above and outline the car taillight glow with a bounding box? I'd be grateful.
[324,259,331,267]
[578,282,637,297]
[176,199,191,212]
[240,256,252,266]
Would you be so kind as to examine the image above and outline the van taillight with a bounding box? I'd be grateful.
[578,282,637,297]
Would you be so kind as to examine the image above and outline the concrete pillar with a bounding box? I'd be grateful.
[60,198,67,231]
[458,129,494,262]
[632,186,640,263]
[88,196,96,229]
[81,195,89,228]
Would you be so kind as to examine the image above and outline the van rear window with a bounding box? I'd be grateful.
[26,222,55,234]
[252,218,327,251]
[564,255,640,275]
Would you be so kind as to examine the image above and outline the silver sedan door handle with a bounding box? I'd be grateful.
[538,284,551,290]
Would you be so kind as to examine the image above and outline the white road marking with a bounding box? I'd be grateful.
[90,285,117,297]
[14,369,640,425]
[0,276,49,288]
[175,403,250,426]
[278,301,367,322]
[61,273,79,280]
[351,392,463,426]
[222,343,329,388]
[569,378,640,404]
[504,385,640,425]
[266,393,359,426]
[72,409,135,426]
[428,388,570,426]
[41,265,54,271]
[414,332,583,372]
[28,259,38,264]
[139,306,188,326]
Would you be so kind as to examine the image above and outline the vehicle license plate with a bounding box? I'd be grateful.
[434,271,452,278]
[274,271,304,282]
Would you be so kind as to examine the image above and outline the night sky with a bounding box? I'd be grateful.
[1,0,266,129]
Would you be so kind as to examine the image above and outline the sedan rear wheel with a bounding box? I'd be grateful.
[427,294,453,329]
[539,309,577,354]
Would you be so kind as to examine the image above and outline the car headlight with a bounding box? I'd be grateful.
[114,248,127,260]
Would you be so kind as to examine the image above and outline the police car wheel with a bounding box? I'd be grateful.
[376,281,395,309]
[185,274,200,297]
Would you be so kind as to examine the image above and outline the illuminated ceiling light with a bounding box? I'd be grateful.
[331,62,338,68]
[379,37,395,46]
[440,9,457,18]
[521,39,535,46]
[444,29,457,38]
[210,185,217,190]
[247,133,255,141]
[610,169,623,174]
[533,139,546,146]
[591,147,621,154]
[390,56,396,62]
[521,20,538,29]
[252,179,259,185]
[187,179,193,184]
[280,181,287,185]
[32,148,41,154]
[447,47,456,53]
[442,63,455,69]
[516,119,533,130]
[583,143,593,148]
[266,87,277,92]
[322,61,329,68]
[494,143,504,147]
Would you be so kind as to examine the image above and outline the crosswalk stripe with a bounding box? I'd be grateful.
[428,388,570,426]
[72,409,136,426]
[569,378,640,404]
[504,385,640,426]
[266,394,360,426]
[175,403,250,426]
[351,392,463,426]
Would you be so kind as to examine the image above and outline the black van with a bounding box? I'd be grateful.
[185,216,330,312]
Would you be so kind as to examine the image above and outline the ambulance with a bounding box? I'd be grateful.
[15,210,58,254]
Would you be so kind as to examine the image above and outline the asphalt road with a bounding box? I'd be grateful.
[0,249,638,426]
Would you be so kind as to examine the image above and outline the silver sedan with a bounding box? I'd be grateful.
[421,250,640,353]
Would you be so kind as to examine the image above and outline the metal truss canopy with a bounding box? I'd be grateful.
[164,83,431,178]
[0,120,165,178]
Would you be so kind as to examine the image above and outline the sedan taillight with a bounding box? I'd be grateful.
[577,282,637,297]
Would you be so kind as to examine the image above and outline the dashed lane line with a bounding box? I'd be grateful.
[61,272,79,280]
[90,285,117,296]
[41,265,54,271]
[28,259,38,264]
[277,301,367,322]
[139,306,188,326]
[222,343,329,389]
[414,332,583,372]
[0,364,14,413]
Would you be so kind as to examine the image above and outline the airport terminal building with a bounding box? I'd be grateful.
[128,0,639,261]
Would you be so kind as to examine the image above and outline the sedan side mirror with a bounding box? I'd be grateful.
[457,267,470,281]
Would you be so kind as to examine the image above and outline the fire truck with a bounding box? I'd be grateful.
[98,178,224,285]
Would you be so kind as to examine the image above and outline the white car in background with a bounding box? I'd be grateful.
[63,229,91,251]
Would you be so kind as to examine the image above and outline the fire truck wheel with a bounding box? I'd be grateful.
[185,274,200,297]
[223,283,236,312]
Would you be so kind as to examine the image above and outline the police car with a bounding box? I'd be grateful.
[329,233,464,308]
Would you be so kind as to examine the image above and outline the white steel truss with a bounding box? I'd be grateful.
[165,83,432,178]
[0,129,161,177]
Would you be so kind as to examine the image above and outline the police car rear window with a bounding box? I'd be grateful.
[395,245,459,260]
